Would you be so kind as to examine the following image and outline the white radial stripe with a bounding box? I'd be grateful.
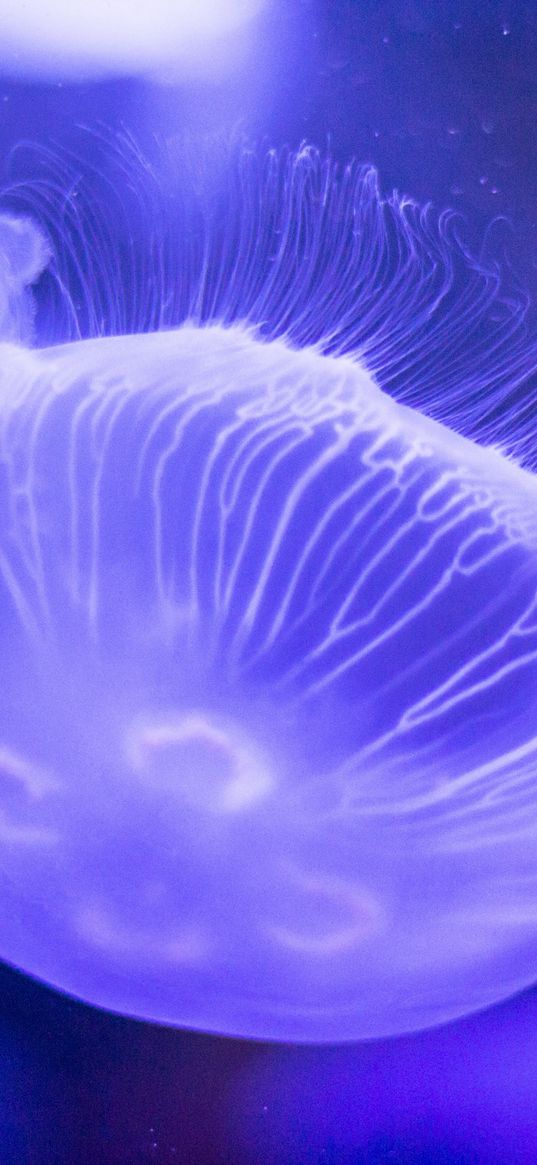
[238,455,529,687]
[87,390,134,628]
[0,549,41,638]
[400,589,537,726]
[254,470,387,652]
[401,643,537,730]
[67,386,105,607]
[214,418,300,612]
[217,423,310,621]
[329,487,477,633]
[278,524,515,698]
[229,426,362,641]
[151,400,217,617]
[353,575,533,728]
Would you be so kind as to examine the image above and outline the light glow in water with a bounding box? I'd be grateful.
[0,0,266,79]
[1,142,537,1041]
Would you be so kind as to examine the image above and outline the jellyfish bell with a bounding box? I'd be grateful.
[1,140,537,1041]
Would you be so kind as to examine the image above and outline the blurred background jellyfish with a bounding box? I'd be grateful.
[1,132,537,1043]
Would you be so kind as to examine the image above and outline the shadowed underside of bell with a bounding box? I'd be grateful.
[2,322,537,1040]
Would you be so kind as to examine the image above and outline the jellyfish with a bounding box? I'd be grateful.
[0,139,537,1042]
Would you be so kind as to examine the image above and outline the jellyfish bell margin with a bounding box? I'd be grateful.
[0,141,537,1043]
